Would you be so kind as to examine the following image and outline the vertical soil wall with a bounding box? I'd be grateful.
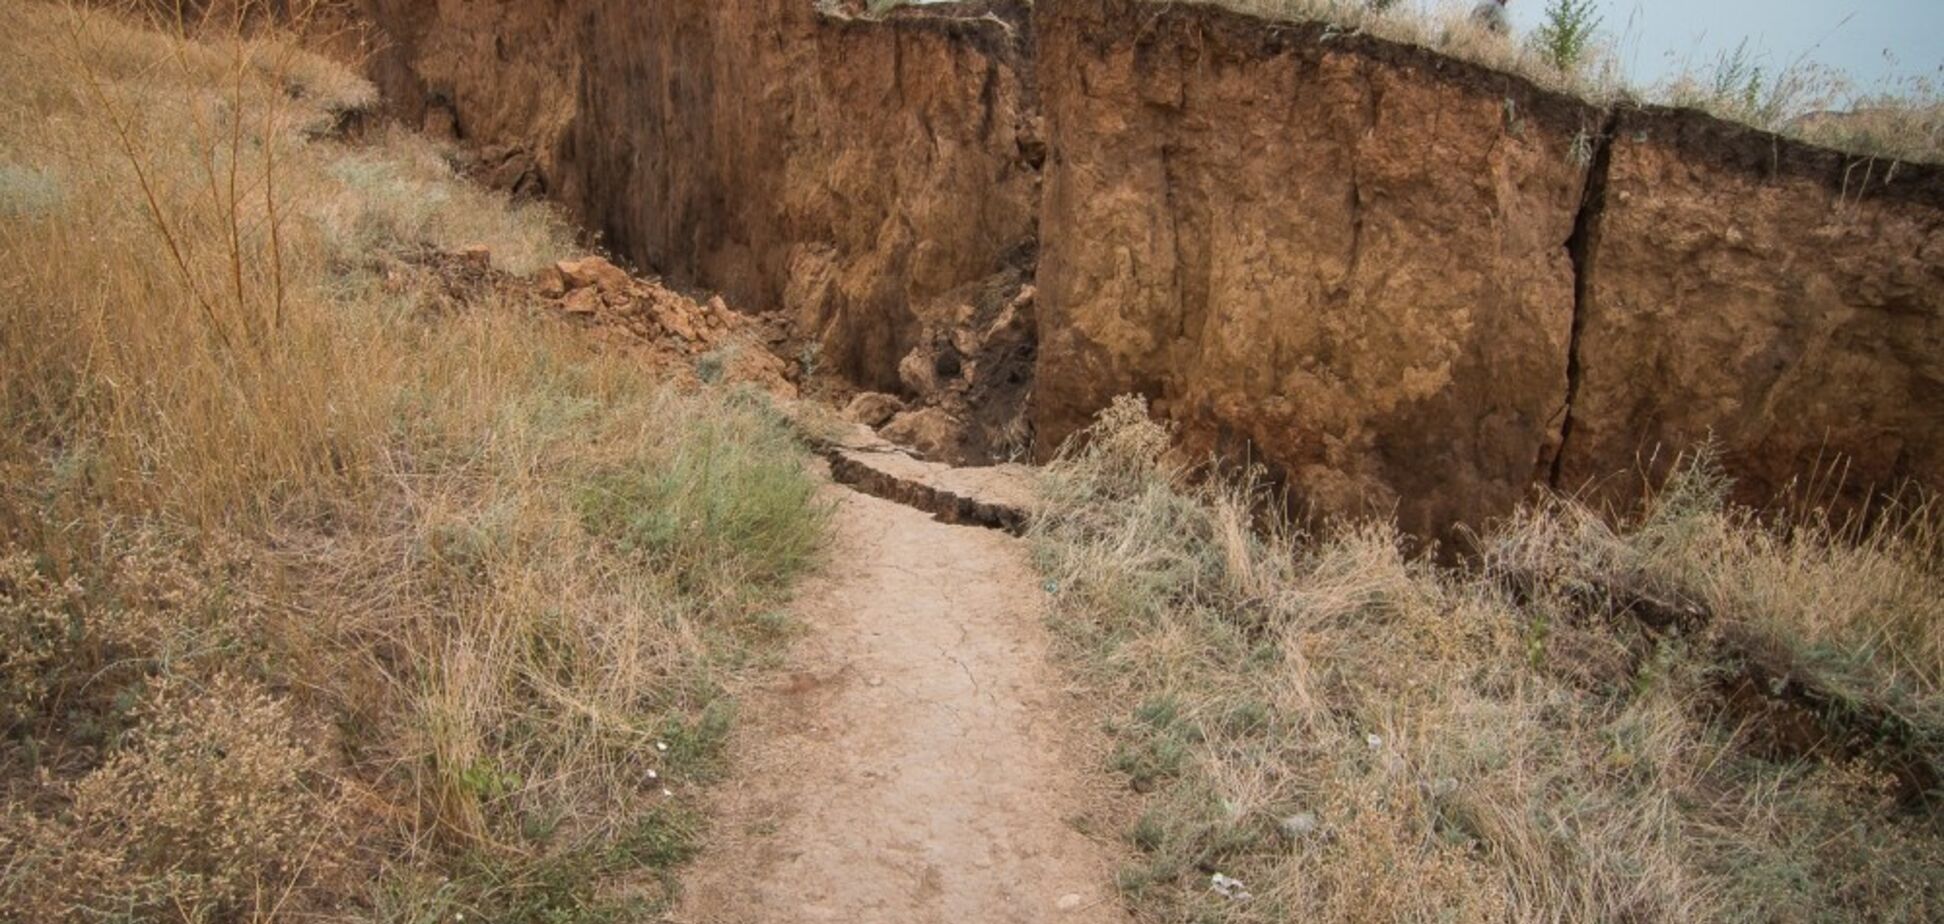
[357,0,1039,392]
[353,0,1944,539]
[1034,0,1599,539]
[1559,108,1944,511]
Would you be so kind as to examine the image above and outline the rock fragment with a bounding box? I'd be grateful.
[897,349,940,398]
[554,255,631,293]
[535,264,568,298]
[843,391,907,428]
[454,244,491,271]
[881,407,966,462]
[1210,872,1252,902]
[560,287,601,315]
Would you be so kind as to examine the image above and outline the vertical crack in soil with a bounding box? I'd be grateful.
[1549,110,1621,490]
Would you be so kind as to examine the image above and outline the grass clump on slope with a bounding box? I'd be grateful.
[1031,395,1942,923]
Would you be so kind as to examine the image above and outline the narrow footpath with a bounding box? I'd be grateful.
[677,471,1122,923]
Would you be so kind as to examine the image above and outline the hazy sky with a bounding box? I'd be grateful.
[1501,0,1943,91]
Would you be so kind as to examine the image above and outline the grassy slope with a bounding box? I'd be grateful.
[0,4,826,921]
[1032,397,1942,923]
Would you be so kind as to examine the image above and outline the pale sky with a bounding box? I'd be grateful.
[1501,0,1943,92]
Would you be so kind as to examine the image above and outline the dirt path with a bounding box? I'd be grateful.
[677,481,1121,923]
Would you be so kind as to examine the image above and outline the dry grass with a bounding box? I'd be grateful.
[1486,455,1944,735]
[0,3,828,921]
[1222,0,1627,97]
[1032,396,1943,923]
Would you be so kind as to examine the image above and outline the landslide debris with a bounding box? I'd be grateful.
[835,270,1038,467]
[408,246,800,398]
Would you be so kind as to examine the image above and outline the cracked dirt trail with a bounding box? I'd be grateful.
[678,483,1119,923]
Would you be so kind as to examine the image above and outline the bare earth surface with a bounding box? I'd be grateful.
[677,483,1121,923]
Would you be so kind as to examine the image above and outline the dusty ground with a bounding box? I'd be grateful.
[676,480,1122,923]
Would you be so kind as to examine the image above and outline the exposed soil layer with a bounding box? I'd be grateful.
[351,0,1944,539]
[356,0,1038,399]
[678,481,1119,922]
[1034,0,1943,541]
[1035,0,1597,542]
[1559,105,1944,512]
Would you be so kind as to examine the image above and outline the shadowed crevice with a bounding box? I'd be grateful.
[1549,110,1621,490]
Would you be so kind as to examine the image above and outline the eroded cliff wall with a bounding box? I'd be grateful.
[358,0,1039,391]
[353,0,1944,539]
[1035,0,1599,538]
[1033,0,1941,537]
[1557,109,1944,510]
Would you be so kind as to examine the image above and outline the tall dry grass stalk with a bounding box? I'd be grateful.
[0,3,828,920]
[1,0,383,529]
